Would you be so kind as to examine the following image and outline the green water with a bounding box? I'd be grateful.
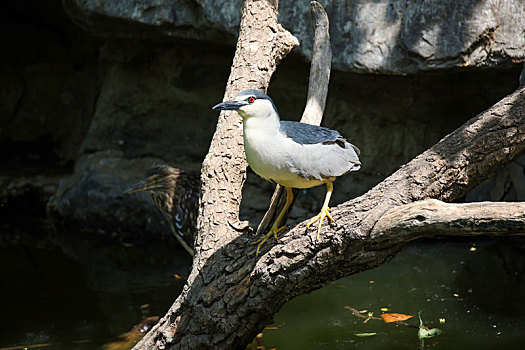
[265,239,525,349]
[1,227,524,349]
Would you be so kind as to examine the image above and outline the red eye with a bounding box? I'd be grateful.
[248,96,255,103]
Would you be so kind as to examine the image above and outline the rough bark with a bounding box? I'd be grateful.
[195,0,298,260]
[371,199,525,243]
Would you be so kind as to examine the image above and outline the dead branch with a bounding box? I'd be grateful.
[371,199,525,243]
[301,0,332,125]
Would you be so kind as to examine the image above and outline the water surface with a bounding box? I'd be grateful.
[1,222,523,349]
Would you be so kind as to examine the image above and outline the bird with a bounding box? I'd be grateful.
[126,164,200,257]
[212,89,360,255]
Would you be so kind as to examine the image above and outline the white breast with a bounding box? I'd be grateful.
[243,118,324,189]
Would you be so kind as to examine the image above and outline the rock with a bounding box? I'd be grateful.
[0,0,101,163]
[78,43,228,163]
[466,155,525,202]
[47,151,175,242]
[63,0,525,74]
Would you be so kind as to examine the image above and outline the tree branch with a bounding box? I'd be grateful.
[197,0,298,256]
[371,199,525,244]
[234,87,525,348]
[262,86,525,255]
[301,0,332,125]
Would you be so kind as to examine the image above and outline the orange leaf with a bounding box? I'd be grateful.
[380,313,414,323]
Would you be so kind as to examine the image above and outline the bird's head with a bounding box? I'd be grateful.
[212,89,279,120]
[125,164,181,196]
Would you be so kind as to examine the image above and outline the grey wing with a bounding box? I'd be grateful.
[279,121,341,144]
[280,121,361,181]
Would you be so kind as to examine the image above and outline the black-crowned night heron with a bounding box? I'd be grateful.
[213,89,360,255]
[126,164,200,256]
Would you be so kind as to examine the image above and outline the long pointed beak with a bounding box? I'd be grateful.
[125,180,148,194]
[212,100,248,111]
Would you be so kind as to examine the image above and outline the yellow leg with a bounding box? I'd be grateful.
[251,186,294,256]
[307,181,335,241]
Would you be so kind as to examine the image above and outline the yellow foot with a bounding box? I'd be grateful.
[306,206,335,241]
[250,225,287,256]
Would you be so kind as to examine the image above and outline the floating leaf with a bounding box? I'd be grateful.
[380,313,414,323]
[355,332,377,337]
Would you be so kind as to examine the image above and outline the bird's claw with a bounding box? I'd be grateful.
[306,206,334,241]
[250,225,287,256]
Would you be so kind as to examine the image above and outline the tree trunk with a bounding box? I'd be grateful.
[133,0,525,347]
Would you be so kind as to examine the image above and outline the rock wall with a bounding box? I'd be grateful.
[62,0,525,74]
[1,0,523,245]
